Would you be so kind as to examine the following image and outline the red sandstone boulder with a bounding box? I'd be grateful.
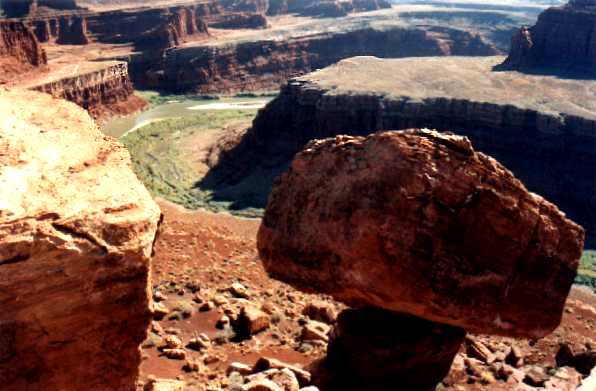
[257,129,584,338]
[0,90,161,390]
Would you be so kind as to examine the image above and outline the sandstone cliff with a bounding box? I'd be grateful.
[0,89,161,390]
[0,21,47,83]
[135,26,497,92]
[208,56,596,247]
[500,0,596,74]
[31,61,147,121]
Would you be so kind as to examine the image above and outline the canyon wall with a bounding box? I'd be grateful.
[215,64,596,246]
[500,0,596,74]
[0,89,161,390]
[1,0,78,17]
[0,20,47,83]
[30,5,212,49]
[31,61,147,121]
[134,26,498,92]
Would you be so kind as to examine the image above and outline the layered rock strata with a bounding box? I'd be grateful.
[0,89,161,390]
[221,56,596,246]
[135,26,497,92]
[0,21,47,83]
[31,61,147,121]
[258,130,584,338]
[499,0,596,74]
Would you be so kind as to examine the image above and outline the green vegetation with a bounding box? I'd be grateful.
[120,109,261,216]
[136,90,220,106]
[576,250,596,291]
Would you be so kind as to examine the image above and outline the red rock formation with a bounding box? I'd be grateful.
[0,89,161,390]
[257,130,584,338]
[135,26,497,92]
[0,21,47,83]
[31,61,147,121]
[499,0,596,74]
[56,15,90,44]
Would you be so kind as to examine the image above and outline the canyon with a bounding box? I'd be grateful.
[1,0,539,119]
[1,1,595,390]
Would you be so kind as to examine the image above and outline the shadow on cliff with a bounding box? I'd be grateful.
[194,131,290,214]
[491,63,596,80]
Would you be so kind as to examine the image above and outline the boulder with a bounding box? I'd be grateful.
[258,129,584,338]
[0,90,161,390]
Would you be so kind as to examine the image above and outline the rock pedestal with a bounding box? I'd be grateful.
[324,308,465,391]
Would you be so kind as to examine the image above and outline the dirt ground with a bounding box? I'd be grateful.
[141,199,596,390]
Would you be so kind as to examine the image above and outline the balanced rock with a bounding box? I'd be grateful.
[258,129,584,338]
[0,90,161,390]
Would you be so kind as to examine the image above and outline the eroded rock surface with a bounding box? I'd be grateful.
[0,21,47,83]
[258,129,584,338]
[500,0,596,74]
[0,89,161,390]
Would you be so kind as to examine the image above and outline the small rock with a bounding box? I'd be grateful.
[495,363,525,383]
[153,291,168,302]
[243,379,283,391]
[230,283,250,299]
[466,337,496,364]
[204,354,220,365]
[183,359,201,373]
[217,314,231,329]
[270,368,300,391]
[187,334,210,351]
[163,335,183,349]
[302,301,337,324]
[506,345,525,368]
[253,357,311,386]
[237,306,271,337]
[301,321,330,343]
[227,362,253,376]
[151,321,164,336]
[200,301,215,312]
[152,303,170,319]
[144,378,185,391]
[524,366,550,387]
[162,349,186,360]
[214,295,229,306]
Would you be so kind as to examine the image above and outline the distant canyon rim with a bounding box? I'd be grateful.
[1,0,595,391]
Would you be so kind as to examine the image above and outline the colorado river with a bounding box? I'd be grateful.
[101,96,270,138]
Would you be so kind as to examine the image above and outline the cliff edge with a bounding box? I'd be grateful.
[0,89,161,390]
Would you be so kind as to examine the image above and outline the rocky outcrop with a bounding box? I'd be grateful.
[0,21,47,83]
[31,61,147,121]
[134,26,497,92]
[499,0,596,74]
[56,15,89,44]
[0,89,161,390]
[214,56,596,246]
[1,0,78,17]
[30,4,211,49]
[258,130,584,338]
